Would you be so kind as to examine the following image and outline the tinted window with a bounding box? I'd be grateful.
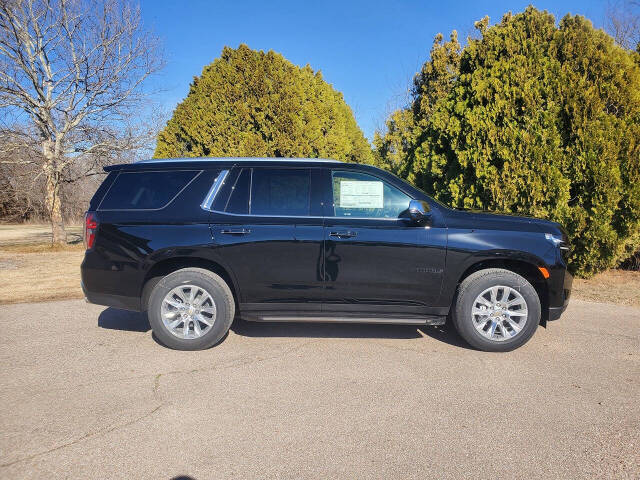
[225,168,250,214]
[250,168,310,216]
[99,170,198,210]
[332,170,410,218]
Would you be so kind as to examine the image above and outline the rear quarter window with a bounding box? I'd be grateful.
[98,170,200,210]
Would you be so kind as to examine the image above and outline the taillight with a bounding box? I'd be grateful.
[84,212,98,249]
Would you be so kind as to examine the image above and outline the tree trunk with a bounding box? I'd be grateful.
[42,140,66,244]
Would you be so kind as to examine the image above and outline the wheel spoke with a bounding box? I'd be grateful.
[500,323,512,338]
[490,287,499,303]
[189,287,198,303]
[506,297,525,308]
[193,319,202,336]
[472,307,489,316]
[182,320,190,338]
[196,313,212,326]
[488,320,497,338]
[477,318,491,330]
[505,319,522,334]
[168,318,182,330]
[507,310,528,317]
[164,299,183,309]
[500,288,511,303]
[476,296,492,307]
[195,293,208,306]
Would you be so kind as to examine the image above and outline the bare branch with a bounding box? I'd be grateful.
[0,0,164,238]
[606,0,640,50]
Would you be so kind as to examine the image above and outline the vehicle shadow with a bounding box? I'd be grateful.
[97,307,150,332]
[417,324,472,349]
[231,318,471,348]
[95,308,472,350]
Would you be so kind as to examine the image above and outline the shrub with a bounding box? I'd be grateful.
[375,7,640,277]
[155,44,372,164]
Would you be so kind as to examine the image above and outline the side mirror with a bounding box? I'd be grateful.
[408,199,431,225]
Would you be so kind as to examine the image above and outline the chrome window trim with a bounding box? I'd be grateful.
[200,169,229,211]
[205,209,403,221]
[200,166,413,221]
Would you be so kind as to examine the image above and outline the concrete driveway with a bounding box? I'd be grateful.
[0,299,638,479]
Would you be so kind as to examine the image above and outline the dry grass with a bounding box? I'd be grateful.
[572,269,640,307]
[0,223,83,246]
[0,245,85,305]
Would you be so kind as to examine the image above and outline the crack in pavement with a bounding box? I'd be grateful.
[0,340,316,469]
[9,340,317,398]
[151,340,316,398]
[0,404,165,469]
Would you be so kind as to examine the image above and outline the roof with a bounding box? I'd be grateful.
[104,157,343,172]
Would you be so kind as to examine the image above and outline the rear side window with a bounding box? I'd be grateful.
[250,168,310,216]
[99,170,199,210]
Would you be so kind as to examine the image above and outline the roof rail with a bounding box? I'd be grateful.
[135,157,342,164]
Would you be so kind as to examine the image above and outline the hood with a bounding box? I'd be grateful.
[444,208,565,236]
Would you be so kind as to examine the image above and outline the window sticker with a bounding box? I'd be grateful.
[339,180,383,208]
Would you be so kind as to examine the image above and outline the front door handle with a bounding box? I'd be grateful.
[329,231,357,239]
[220,228,251,235]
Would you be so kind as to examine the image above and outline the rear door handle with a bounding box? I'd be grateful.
[329,231,357,239]
[220,228,251,235]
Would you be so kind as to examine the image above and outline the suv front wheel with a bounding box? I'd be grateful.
[452,268,541,352]
[148,268,235,350]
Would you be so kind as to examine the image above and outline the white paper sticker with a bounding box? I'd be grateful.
[339,181,383,208]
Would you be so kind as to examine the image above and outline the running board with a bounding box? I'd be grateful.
[251,315,446,326]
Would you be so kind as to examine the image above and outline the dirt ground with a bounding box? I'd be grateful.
[573,269,640,307]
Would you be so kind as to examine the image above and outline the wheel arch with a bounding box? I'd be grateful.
[455,259,549,326]
[141,257,239,311]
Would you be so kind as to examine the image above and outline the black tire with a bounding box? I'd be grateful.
[452,268,541,352]
[147,268,235,350]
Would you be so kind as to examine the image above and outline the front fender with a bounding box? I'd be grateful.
[437,228,555,308]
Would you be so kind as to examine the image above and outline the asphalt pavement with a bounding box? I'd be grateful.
[0,299,638,479]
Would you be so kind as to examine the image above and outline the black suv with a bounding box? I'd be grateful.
[81,158,572,352]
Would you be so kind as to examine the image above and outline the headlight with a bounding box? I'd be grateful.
[545,233,569,250]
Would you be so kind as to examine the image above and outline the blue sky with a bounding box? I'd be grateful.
[141,0,607,140]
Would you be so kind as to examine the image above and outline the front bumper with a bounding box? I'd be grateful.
[547,269,572,321]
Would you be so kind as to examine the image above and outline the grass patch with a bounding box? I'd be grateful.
[0,246,85,305]
[0,243,84,254]
[0,223,83,247]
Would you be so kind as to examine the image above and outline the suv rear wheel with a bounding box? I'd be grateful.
[148,268,235,350]
[452,268,541,352]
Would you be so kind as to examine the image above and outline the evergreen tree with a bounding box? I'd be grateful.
[375,7,640,277]
[155,44,372,164]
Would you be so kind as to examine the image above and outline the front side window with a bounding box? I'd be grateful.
[99,170,199,210]
[250,168,311,216]
[331,171,410,218]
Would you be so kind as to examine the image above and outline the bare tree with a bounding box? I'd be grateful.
[0,0,162,242]
[606,0,640,50]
